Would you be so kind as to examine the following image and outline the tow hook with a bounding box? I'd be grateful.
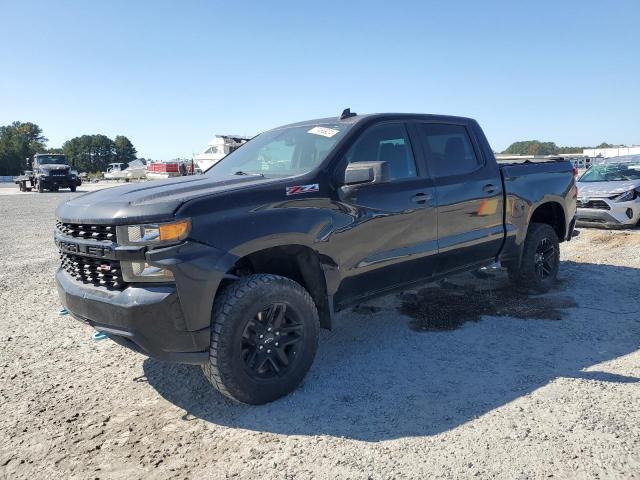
[93,332,108,341]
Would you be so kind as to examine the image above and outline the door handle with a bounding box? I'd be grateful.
[483,184,497,194]
[411,192,432,205]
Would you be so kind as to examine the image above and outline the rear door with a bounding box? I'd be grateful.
[331,121,438,305]
[415,121,504,273]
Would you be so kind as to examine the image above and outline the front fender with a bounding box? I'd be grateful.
[146,241,238,332]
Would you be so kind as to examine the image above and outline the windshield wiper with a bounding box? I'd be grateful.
[234,171,264,177]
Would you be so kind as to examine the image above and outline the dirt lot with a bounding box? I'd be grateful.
[1,190,639,479]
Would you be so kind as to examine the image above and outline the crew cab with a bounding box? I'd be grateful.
[55,111,577,404]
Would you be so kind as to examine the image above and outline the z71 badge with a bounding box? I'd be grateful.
[286,184,319,196]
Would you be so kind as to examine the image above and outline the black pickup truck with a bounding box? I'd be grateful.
[55,111,576,404]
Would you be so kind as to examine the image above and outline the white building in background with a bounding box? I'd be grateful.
[583,145,640,158]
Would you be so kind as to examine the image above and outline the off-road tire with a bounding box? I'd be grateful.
[508,222,560,293]
[37,181,44,193]
[70,185,76,192]
[202,274,320,404]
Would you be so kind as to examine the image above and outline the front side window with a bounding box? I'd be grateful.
[207,123,352,177]
[345,123,417,180]
[418,124,479,178]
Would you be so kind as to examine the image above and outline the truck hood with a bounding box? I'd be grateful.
[56,174,273,224]
[576,180,640,198]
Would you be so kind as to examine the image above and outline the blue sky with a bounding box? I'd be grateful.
[1,0,638,159]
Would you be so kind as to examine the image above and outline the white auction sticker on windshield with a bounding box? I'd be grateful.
[307,126,339,138]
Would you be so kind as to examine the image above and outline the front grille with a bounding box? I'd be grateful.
[50,170,68,176]
[577,199,610,210]
[56,221,117,242]
[60,252,124,289]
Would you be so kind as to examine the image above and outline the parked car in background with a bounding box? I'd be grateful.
[576,155,640,227]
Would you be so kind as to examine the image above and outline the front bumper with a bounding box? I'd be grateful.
[56,269,209,363]
[576,198,640,227]
[42,176,76,188]
[55,239,238,364]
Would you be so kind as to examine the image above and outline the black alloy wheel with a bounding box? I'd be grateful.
[508,222,560,293]
[534,237,556,280]
[202,274,320,404]
[241,302,304,380]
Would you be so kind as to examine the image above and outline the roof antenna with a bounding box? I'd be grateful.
[340,108,357,120]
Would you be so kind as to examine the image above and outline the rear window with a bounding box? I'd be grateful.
[418,124,480,178]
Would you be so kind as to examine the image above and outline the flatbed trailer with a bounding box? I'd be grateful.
[14,173,35,192]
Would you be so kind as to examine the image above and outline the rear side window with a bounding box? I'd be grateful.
[418,124,480,178]
[345,123,417,180]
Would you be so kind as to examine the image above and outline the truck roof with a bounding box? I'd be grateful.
[275,112,476,130]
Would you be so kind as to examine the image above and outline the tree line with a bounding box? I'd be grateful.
[0,121,138,176]
[502,140,617,156]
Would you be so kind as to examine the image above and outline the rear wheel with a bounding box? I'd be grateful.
[508,223,560,293]
[70,185,76,192]
[202,274,320,404]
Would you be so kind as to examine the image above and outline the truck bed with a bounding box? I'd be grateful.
[496,156,568,166]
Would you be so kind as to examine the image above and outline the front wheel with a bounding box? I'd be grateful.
[70,185,76,192]
[37,181,44,193]
[508,223,560,293]
[202,274,320,404]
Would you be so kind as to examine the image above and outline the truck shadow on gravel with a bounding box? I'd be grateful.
[144,260,640,441]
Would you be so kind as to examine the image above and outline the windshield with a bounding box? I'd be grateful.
[579,162,640,182]
[206,123,352,178]
[36,155,68,165]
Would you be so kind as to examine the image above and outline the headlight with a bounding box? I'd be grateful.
[117,219,190,282]
[117,219,191,245]
[121,261,174,283]
[614,190,637,202]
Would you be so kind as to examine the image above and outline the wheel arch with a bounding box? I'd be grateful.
[529,201,566,241]
[223,244,337,329]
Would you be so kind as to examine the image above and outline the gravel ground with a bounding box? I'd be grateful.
[1,189,639,479]
[0,180,130,196]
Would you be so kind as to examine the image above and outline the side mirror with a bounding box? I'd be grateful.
[343,161,389,186]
